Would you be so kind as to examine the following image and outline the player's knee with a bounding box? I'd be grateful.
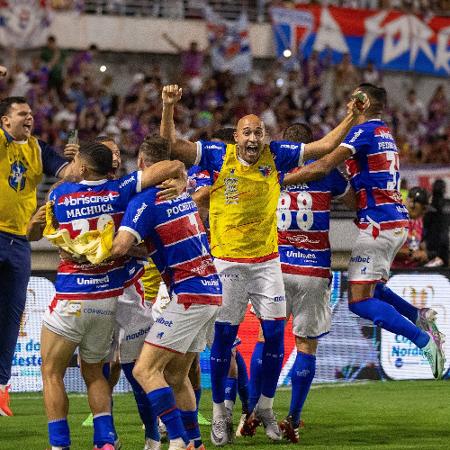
[295,337,318,355]
[132,360,151,384]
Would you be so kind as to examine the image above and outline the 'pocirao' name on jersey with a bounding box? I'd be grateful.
[278,162,349,278]
[49,172,144,300]
[120,189,222,306]
[341,120,408,229]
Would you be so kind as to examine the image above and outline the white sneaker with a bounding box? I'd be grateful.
[144,438,161,450]
[417,308,446,343]
[235,413,246,437]
[422,332,446,379]
[168,438,189,450]
[210,414,232,446]
[255,407,282,441]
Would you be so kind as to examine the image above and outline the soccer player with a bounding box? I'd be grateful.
[40,142,185,450]
[160,84,368,445]
[285,83,446,379]
[111,135,222,450]
[0,94,73,416]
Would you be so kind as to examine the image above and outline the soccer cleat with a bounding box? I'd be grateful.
[417,308,446,342]
[255,407,282,441]
[210,414,232,446]
[144,438,161,450]
[197,410,211,426]
[238,412,260,437]
[0,385,13,416]
[422,331,446,379]
[93,445,115,450]
[235,413,247,437]
[279,416,300,443]
[168,441,191,450]
[82,412,94,427]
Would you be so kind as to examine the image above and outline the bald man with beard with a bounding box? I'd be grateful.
[160,84,368,446]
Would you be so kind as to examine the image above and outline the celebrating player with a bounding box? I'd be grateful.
[283,83,446,379]
[160,84,368,445]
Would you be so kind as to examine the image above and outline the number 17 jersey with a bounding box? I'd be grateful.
[341,119,408,228]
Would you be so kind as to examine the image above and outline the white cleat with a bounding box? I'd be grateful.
[255,407,282,441]
[210,414,233,446]
[422,331,446,379]
[144,438,161,450]
[235,413,247,437]
[417,308,446,343]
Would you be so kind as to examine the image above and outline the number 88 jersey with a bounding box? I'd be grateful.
[48,172,142,299]
[277,163,349,278]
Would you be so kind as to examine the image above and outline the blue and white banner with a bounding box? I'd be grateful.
[270,5,450,76]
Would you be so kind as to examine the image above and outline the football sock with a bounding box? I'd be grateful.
[121,362,159,442]
[146,387,188,444]
[349,297,429,348]
[210,322,239,405]
[289,352,316,427]
[93,413,116,447]
[48,418,70,448]
[375,282,419,323]
[260,320,285,399]
[180,410,202,447]
[235,350,250,414]
[194,387,202,410]
[224,377,237,410]
[248,341,264,412]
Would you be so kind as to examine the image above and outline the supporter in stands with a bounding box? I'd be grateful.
[392,187,430,269]
[423,179,449,267]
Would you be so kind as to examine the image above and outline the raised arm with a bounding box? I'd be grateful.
[160,84,198,165]
[303,96,369,160]
[283,146,353,185]
[141,159,187,191]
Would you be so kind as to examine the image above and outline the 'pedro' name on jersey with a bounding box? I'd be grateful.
[49,172,144,299]
[120,188,222,306]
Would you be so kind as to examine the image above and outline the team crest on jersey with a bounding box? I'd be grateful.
[8,160,27,192]
[224,169,238,204]
[258,165,272,177]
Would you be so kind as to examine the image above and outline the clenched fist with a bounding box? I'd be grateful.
[162,84,182,106]
[0,66,7,77]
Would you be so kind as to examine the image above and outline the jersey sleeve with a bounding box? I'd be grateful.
[341,126,370,155]
[187,166,212,194]
[119,190,156,243]
[117,171,142,206]
[39,139,69,177]
[329,168,350,198]
[194,141,226,174]
[270,141,305,172]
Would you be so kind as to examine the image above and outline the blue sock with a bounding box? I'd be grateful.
[375,283,419,323]
[102,362,111,380]
[225,377,237,403]
[146,387,188,444]
[180,410,202,446]
[48,418,70,447]
[289,352,316,427]
[210,322,239,404]
[260,320,285,399]
[248,341,264,412]
[121,362,159,442]
[235,350,249,414]
[93,414,116,447]
[349,297,429,348]
[194,388,202,410]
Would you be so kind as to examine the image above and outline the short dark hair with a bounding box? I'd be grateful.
[408,186,429,206]
[94,135,116,145]
[139,135,170,165]
[357,83,387,115]
[211,127,235,144]
[79,142,113,175]
[0,96,28,118]
[282,123,313,144]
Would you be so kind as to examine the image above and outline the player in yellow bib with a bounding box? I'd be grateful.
[160,84,367,445]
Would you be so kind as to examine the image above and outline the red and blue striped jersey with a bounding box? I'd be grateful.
[278,163,349,278]
[48,172,144,299]
[119,189,222,306]
[341,120,409,229]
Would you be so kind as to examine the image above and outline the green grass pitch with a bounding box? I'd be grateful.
[2,380,450,449]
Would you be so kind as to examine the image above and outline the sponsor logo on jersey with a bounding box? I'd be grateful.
[374,126,394,140]
[349,128,364,143]
[287,234,320,245]
[155,316,173,327]
[119,175,136,189]
[132,202,147,223]
[59,191,119,206]
[125,326,151,341]
[350,255,371,263]
[83,308,114,316]
[76,275,110,285]
[201,279,220,286]
[286,250,317,260]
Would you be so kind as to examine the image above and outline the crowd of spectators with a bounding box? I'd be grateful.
[0,35,448,174]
